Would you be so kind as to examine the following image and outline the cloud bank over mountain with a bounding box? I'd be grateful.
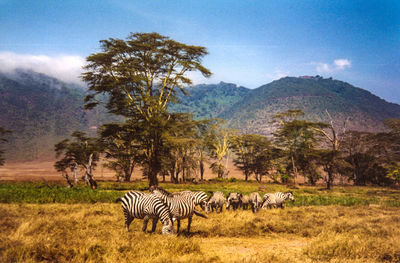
[0,51,85,84]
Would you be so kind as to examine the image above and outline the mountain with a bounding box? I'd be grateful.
[169,82,250,119]
[1,71,399,161]
[173,76,400,135]
[0,70,117,160]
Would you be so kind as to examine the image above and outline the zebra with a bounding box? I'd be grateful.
[172,190,209,210]
[226,192,241,210]
[116,191,174,235]
[149,186,207,233]
[249,192,262,213]
[262,192,295,209]
[240,194,250,210]
[206,191,226,213]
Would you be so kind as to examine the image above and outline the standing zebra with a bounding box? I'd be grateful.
[172,190,209,210]
[149,186,207,233]
[240,194,250,210]
[226,192,241,210]
[116,191,174,235]
[249,192,262,213]
[262,192,295,209]
[206,191,226,213]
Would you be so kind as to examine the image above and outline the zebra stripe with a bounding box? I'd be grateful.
[149,186,207,233]
[117,191,174,235]
[262,192,294,209]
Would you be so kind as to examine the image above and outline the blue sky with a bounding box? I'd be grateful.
[0,0,399,103]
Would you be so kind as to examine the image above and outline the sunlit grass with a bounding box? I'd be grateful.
[1,203,400,262]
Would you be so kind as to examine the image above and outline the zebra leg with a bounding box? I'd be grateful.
[124,210,134,230]
[142,216,149,232]
[177,219,181,233]
[151,218,158,233]
[187,216,192,233]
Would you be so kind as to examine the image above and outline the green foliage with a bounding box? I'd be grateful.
[54,131,102,189]
[99,123,144,182]
[169,82,250,119]
[0,183,121,203]
[230,133,278,181]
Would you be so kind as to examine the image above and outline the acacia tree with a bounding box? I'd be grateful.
[54,131,101,189]
[312,110,347,189]
[209,124,231,178]
[161,113,200,183]
[370,118,400,185]
[82,32,211,186]
[273,110,326,185]
[99,123,144,182]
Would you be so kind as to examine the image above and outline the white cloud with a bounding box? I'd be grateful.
[334,59,351,70]
[0,51,85,84]
[316,63,331,73]
[314,58,351,73]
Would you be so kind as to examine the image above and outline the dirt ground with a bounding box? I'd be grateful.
[0,159,246,182]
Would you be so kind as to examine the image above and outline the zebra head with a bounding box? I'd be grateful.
[161,219,174,235]
[285,192,295,201]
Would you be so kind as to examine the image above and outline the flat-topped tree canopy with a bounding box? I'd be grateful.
[82,32,211,120]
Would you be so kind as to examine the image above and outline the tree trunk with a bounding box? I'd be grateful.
[291,155,298,185]
[200,161,204,181]
[148,131,161,187]
[86,153,97,190]
[73,163,78,184]
[63,172,74,188]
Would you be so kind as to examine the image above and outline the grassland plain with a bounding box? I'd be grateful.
[1,181,400,262]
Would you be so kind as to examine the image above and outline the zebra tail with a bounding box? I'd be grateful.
[193,210,208,219]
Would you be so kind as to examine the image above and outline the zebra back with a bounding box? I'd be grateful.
[262,192,294,208]
[150,186,196,219]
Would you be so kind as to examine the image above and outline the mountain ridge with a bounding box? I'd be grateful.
[1,70,399,160]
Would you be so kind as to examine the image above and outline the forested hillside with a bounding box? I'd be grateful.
[169,81,249,119]
[220,76,400,134]
[173,76,400,135]
[0,70,117,160]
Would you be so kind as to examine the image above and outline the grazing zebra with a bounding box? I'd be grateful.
[226,192,242,210]
[262,192,295,209]
[116,191,174,235]
[240,194,250,210]
[149,186,207,233]
[249,192,263,213]
[206,191,226,213]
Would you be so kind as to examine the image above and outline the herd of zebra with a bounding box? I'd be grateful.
[117,186,295,235]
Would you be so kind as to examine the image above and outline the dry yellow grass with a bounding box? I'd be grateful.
[1,204,400,262]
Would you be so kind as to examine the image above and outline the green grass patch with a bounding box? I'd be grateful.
[0,181,399,206]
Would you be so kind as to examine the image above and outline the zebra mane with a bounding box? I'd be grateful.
[149,186,173,197]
